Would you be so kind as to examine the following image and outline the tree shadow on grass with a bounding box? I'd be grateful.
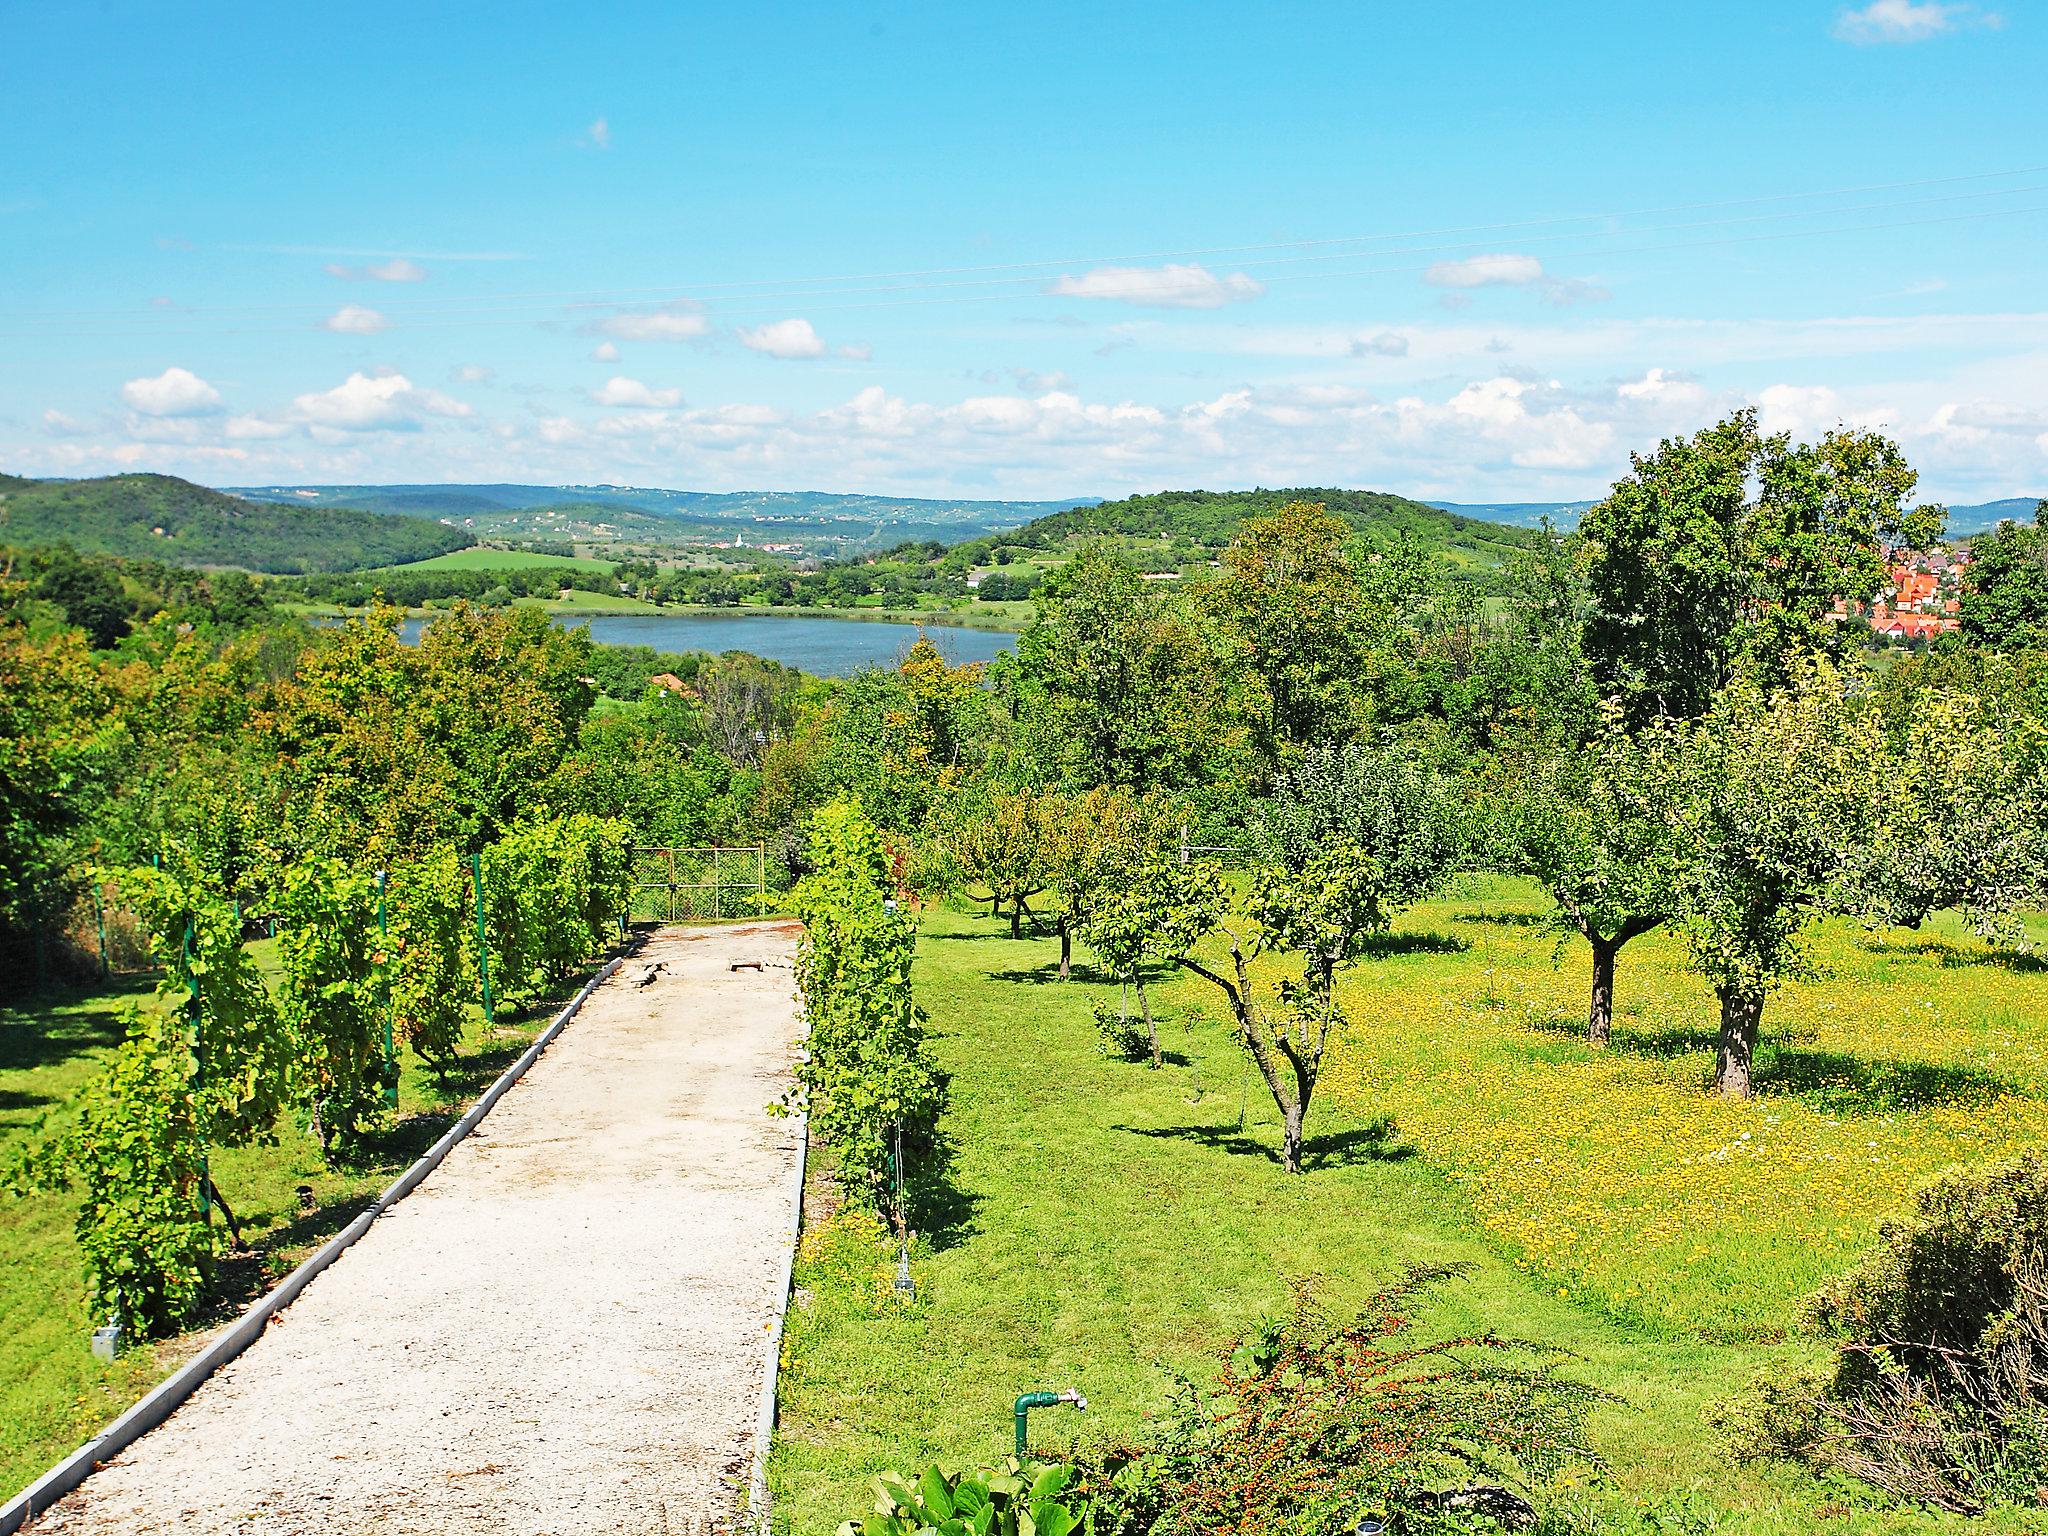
[1360,931,1471,959]
[1857,934,2048,975]
[1453,909,1550,929]
[1519,1010,2027,1115]
[0,977,154,1075]
[1118,1117,1415,1171]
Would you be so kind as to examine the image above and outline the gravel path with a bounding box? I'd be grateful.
[33,924,803,1536]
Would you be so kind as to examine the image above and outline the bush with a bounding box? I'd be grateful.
[785,800,943,1209]
[1092,1000,1150,1063]
[1076,1267,1606,1536]
[480,814,631,1001]
[386,850,472,1074]
[1719,1152,2048,1514]
[839,1459,1087,1536]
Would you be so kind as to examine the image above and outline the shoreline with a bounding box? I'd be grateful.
[286,598,1031,634]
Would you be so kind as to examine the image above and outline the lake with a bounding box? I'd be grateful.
[398,611,1017,676]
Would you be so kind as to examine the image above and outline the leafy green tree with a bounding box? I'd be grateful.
[1253,738,1465,903]
[1960,507,2048,648]
[1210,501,1368,758]
[1041,786,1178,980]
[931,787,1058,939]
[1582,411,1943,723]
[1010,544,1254,797]
[1518,707,1686,1042]
[1855,688,2047,939]
[1669,664,1887,1097]
[0,624,120,954]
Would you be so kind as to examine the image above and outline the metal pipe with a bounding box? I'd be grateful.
[1013,1389,1086,1456]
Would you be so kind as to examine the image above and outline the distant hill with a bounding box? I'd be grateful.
[227,482,1097,555]
[978,487,1544,573]
[1428,500,1596,531]
[1947,498,2044,536]
[0,474,475,573]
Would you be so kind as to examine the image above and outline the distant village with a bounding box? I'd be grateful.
[1830,545,1972,642]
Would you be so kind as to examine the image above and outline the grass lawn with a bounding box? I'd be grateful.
[0,958,589,1502]
[769,893,2048,1535]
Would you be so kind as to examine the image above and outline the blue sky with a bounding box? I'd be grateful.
[2,0,2043,502]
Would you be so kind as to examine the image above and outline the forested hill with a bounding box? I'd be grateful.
[981,487,1543,568]
[0,473,475,573]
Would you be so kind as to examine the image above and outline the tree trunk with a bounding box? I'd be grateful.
[1587,935,1618,1045]
[1009,896,1023,940]
[1281,1098,1305,1176]
[1057,918,1071,981]
[1136,976,1159,1069]
[1715,990,1763,1098]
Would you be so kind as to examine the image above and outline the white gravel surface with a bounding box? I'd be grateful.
[33,924,803,1536]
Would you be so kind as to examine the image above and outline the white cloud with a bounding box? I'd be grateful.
[321,304,391,335]
[590,341,621,363]
[452,364,494,384]
[1048,263,1265,309]
[326,258,427,282]
[1833,0,2000,43]
[591,301,708,342]
[1615,367,1705,406]
[837,343,873,362]
[1425,253,1545,289]
[1351,331,1409,358]
[120,366,223,417]
[592,376,683,409]
[584,116,611,149]
[41,409,91,436]
[291,371,471,433]
[738,317,828,359]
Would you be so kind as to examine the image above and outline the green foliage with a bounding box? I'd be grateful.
[787,800,943,1209]
[480,815,631,1000]
[385,851,471,1072]
[1076,1268,1606,1536]
[0,472,472,573]
[118,861,289,1144]
[9,1005,212,1337]
[1666,663,1888,1095]
[840,1457,1087,1536]
[1723,1153,2048,1514]
[1255,739,1466,908]
[271,859,392,1163]
[0,624,121,945]
[1959,507,2048,648]
[1581,411,1943,724]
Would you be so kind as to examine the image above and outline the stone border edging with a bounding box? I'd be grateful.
[0,956,625,1536]
[745,1106,810,1532]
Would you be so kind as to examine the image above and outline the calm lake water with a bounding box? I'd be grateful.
[398,611,1016,677]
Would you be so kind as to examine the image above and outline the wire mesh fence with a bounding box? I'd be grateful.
[627,845,768,923]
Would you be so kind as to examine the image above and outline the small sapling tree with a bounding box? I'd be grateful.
[1520,704,1686,1043]
[1081,860,1227,1068]
[1044,786,1177,981]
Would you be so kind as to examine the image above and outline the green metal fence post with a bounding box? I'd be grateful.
[470,850,495,1032]
[93,884,109,979]
[377,869,396,1106]
[184,919,209,1225]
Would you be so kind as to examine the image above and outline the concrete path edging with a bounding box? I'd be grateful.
[745,1106,809,1533]
[0,956,624,1536]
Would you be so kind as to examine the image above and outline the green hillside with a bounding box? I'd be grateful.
[0,474,475,574]
[965,486,1544,573]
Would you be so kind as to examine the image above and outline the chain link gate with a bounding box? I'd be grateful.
[627,845,768,923]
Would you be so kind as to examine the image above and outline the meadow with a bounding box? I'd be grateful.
[771,888,2048,1535]
[388,547,621,573]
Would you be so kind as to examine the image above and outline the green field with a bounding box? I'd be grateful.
[0,959,582,1500]
[771,887,2048,1535]
[390,548,620,574]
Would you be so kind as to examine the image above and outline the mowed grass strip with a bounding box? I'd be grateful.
[771,907,2044,1535]
[0,960,580,1500]
[388,548,619,573]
